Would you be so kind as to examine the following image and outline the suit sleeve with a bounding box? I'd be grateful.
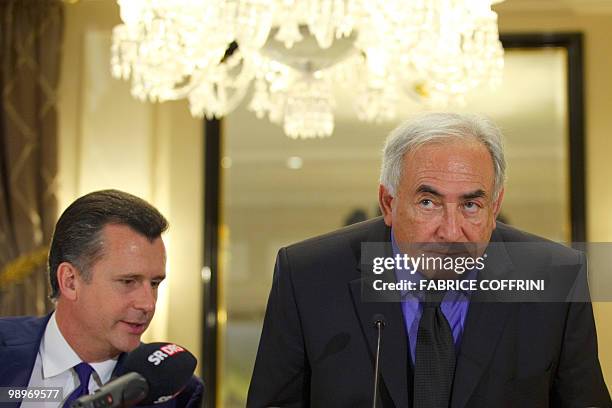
[551,252,611,406]
[247,248,310,408]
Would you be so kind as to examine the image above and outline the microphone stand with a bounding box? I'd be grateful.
[372,315,385,408]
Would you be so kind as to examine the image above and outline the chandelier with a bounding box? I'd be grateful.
[111,0,505,139]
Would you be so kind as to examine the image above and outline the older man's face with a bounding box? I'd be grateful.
[379,139,503,259]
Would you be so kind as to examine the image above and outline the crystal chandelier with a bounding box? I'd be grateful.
[111,0,505,139]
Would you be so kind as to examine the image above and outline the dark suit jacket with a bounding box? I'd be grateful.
[0,314,203,408]
[247,218,611,407]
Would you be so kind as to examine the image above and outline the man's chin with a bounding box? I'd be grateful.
[113,321,150,351]
[113,336,144,354]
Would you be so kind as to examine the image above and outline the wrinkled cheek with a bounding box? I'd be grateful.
[394,216,439,243]
[465,218,484,228]
[407,210,443,232]
[397,206,429,223]
[465,219,495,242]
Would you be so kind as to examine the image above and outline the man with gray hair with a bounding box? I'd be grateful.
[248,112,610,407]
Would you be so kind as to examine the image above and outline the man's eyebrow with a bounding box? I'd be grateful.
[114,273,166,280]
[115,273,141,280]
[462,189,487,200]
[416,185,441,196]
[416,185,487,200]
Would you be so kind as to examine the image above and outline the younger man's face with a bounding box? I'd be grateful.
[73,224,166,359]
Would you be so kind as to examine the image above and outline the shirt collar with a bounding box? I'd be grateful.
[89,359,117,386]
[40,312,118,385]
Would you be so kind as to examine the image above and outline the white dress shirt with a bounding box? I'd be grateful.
[24,312,118,407]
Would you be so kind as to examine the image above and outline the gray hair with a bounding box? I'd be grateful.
[380,112,506,198]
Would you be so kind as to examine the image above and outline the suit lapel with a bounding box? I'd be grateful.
[350,280,410,408]
[450,229,516,408]
[0,342,40,387]
[450,300,513,408]
[349,219,410,408]
[0,315,51,387]
[111,351,128,377]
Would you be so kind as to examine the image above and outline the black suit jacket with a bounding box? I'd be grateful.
[247,218,610,407]
[0,314,203,408]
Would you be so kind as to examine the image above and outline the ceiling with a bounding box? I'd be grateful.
[494,0,612,14]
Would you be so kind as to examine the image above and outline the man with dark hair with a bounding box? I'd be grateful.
[0,189,202,407]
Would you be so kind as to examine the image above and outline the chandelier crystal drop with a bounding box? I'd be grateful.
[112,0,505,139]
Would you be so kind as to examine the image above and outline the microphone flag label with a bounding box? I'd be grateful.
[147,343,185,366]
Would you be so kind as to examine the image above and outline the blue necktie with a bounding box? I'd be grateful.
[63,362,94,408]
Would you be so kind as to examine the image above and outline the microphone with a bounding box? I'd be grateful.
[70,372,148,408]
[372,314,386,408]
[71,342,197,408]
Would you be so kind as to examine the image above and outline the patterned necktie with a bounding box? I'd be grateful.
[63,362,94,408]
[413,291,456,408]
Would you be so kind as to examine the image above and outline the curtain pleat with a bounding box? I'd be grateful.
[0,0,63,316]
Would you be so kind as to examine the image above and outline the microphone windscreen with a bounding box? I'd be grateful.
[118,342,197,405]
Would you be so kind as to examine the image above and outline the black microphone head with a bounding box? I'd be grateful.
[372,314,386,328]
[117,342,197,405]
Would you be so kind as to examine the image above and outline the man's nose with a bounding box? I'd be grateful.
[134,283,156,313]
[436,206,464,242]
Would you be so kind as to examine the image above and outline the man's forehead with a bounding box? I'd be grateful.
[406,138,491,161]
[99,224,163,246]
[93,224,165,266]
[403,140,495,183]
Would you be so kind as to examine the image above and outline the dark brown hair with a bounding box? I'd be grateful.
[48,189,168,299]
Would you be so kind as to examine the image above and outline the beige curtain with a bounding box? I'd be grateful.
[0,0,63,316]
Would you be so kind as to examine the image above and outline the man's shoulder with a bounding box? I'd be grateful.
[174,375,204,407]
[284,217,387,254]
[493,222,582,262]
[0,314,50,346]
[493,221,554,243]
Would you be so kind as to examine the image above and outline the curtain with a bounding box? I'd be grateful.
[0,0,63,316]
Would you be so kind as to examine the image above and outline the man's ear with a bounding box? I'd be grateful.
[493,187,505,218]
[57,262,79,301]
[378,184,394,227]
